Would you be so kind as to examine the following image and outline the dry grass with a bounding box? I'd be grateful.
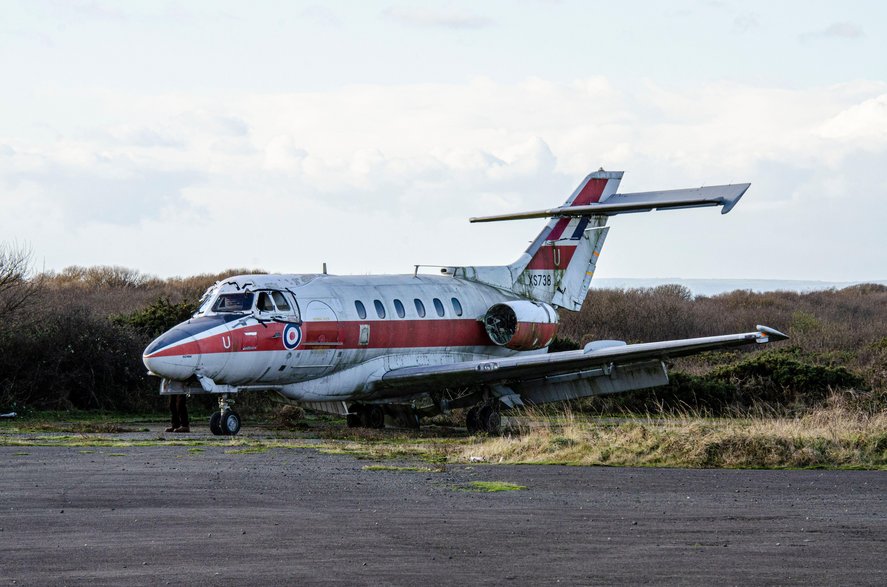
[4,397,885,469]
[457,400,887,469]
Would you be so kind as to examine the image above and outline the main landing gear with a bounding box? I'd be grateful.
[466,404,502,435]
[210,395,241,436]
[346,404,386,429]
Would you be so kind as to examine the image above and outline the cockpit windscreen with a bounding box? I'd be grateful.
[212,293,254,313]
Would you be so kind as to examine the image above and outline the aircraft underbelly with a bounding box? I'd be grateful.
[278,346,514,402]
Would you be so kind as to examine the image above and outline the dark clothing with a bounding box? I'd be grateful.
[169,395,189,429]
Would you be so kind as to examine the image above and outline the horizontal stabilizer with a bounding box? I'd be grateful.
[470,183,750,223]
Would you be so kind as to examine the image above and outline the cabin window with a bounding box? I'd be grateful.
[393,299,406,318]
[355,300,367,320]
[433,298,445,317]
[272,291,291,311]
[212,293,254,313]
[451,297,463,317]
[257,292,275,312]
[374,299,387,319]
[414,299,426,318]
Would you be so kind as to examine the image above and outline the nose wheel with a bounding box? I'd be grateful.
[210,395,242,436]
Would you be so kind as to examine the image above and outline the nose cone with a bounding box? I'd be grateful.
[143,350,199,380]
[143,326,201,380]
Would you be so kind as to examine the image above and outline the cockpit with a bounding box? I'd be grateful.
[196,286,301,322]
[212,292,254,313]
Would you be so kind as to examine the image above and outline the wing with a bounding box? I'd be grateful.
[469,183,751,223]
[376,325,787,395]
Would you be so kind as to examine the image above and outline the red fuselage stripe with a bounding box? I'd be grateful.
[146,318,493,357]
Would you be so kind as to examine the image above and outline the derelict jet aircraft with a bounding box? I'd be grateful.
[143,170,787,435]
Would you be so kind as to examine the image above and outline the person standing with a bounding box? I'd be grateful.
[167,395,189,433]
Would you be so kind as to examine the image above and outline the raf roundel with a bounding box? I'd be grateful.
[283,323,302,350]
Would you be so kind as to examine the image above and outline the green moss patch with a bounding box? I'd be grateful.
[463,481,526,492]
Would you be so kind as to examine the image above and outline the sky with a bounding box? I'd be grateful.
[1,0,886,282]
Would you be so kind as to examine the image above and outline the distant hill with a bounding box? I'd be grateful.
[590,278,887,297]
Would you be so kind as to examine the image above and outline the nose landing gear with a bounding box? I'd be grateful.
[210,395,241,436]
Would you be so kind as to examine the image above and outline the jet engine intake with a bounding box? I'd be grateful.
[483,301,559,351]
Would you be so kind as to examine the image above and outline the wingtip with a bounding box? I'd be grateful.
[756,324,789,342]
[720,182,751,214]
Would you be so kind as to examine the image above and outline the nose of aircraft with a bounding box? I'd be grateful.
[143,327,201,380]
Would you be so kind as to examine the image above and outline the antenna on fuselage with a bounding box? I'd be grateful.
[322,262,327,275]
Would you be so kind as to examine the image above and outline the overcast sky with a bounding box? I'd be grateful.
[1,0,885,281]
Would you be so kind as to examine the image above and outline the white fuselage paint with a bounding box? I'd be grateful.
[143,273,548,403]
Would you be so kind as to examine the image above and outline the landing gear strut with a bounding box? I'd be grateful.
[210,395,241,436]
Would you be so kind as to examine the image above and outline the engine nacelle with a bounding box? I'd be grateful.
[483,301,559,351]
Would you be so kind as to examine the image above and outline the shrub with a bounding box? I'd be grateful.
[0,308,156,411]
[113,297,198,337]
[709,348,866,400]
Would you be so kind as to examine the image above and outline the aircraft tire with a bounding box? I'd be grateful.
[466,406,481,434]
[476,405,492,433]
[221,410,241,436]
[366,405,385,429]
[209,412,223,436]
[483,409,502,436]
[346,413,362,428]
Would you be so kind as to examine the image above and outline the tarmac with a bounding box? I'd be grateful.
[1,441,886,585]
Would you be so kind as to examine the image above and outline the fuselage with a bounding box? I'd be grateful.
[143,273,554,402]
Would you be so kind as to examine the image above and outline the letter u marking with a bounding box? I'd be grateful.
[222,335,232,350]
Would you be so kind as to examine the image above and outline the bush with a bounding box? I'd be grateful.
[273,405,308,429]
[0,308,156,411]
[709,348,865,399]
[113,297,198,337]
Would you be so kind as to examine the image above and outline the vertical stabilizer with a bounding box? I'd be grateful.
[454,170,621,311]
[457,169,751,311]
[509,170,621,310]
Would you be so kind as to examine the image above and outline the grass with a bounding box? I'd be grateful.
[12,421,143,433]
[3,396,887,469]
[462,481,526,492]
[458,401,887,469]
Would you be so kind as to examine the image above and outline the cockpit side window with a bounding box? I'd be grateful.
[257,292,275,312]
[271,291,291,311]
[212,293,254,313]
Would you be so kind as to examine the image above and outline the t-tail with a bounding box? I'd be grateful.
[455,169,751,311]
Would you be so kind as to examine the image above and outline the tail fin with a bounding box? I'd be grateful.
[509,170,621,310]
[455,169,749,311]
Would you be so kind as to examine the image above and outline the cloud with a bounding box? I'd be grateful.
[818,93,887,147]
[2,78,886,280]
[300,5,342,27]
[41,0,128,23]
[382,6,493,29]
[732,12,759,33]
[800,22,864,42]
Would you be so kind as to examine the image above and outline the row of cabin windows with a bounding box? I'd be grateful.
[354,297,464,320]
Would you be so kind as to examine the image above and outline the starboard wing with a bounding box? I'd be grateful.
[376,325,787,395]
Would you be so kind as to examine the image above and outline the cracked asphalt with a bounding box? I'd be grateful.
[1,445,885,585]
